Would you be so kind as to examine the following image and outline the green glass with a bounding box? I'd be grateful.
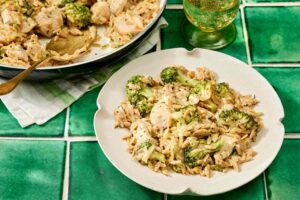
[182,0,240,49]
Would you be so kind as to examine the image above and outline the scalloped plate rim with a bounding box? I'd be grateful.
[93,48,285,196]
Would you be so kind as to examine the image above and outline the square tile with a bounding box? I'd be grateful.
[169,175,265,200]
[256,68,300,133]
[247,0,299,2]
[69,142,163,200]
[0,100,65,137]
[168,0,182,4]
[162,10,248,63]
[266,139,300,200]
[245,7,300,63]
[69,87,101,136]
[0,140,66,200]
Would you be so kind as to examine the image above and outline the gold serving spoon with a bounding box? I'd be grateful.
[0,27,97,95]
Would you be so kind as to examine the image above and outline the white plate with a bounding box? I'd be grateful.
[93,48,284,196]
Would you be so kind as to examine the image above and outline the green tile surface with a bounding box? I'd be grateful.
[256,68,300,132]
[169,176,264,200]
[168,0,181,4]
[248,0,299,2]
[0,140,65,200]
[266,140,300,200]
[0,100,65,137]
[1,1,300,200]
[69,87,101,136]
[168,0,243,5]
[69,142,163,200]
[246,7,300,63]
[162,10,248,62]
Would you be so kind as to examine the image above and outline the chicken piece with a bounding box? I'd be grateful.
[109,0,127,15]
[2,44,29,63]
[132,119,158,163]
[175,86,190,107]
[1,9,22,27]
[91,1,110,25]
[0,26,20,45]
[21,16,37,33]
[45,0,62,6]
[23,34,48,62]
[150,102,171,129]
[214,135,236,160]
[134,120,153,145]
[114,14,144,35]
[34,7,64,37]
[0,57,30,67]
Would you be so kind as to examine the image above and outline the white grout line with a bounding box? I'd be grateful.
[166,4,183,9]
[62,107,70,200]
[0,136,98,141]
[68,136,98,142]
[263,172,269,200]
[62,141,70,200]
[64,107,70,138]
[164,193,168,200]
[245,2,300,7]
[240,6,253,67]
[284,134,300,139]
[252,63,300,67]
[0,137,65,141]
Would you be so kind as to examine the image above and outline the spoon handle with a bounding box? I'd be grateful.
[0,57,48,95]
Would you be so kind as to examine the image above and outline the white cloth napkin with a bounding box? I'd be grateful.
[0,18,167,128]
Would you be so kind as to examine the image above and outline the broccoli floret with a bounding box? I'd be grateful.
[136,99,153,117]
[22,1,34,17]
[216,82,231,98]
[64,2,91,29]
[211,165,223,171]
[219,108,258,130]
[138,140,152,150]
[200,99,218,113]
[189,81,212,101]
[160,66,200,87]
[172,105,199,125]
[126,75,154,103]
[137,140,165,163]
[215,82,235,104]
[126,75,155,117]
[183,146,197,167]
[58,0,74,7]
[184,139,223,167]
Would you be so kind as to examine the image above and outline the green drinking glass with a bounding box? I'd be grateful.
[182,0,240,49]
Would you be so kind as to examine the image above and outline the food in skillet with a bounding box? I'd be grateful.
[0,0,160,67]
[114,66,263,177]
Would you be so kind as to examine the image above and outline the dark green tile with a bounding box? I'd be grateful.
[69,142,162,200]
[246,7,300,63]
[162,10,247,62]
[168,0,182,4]
[168,0,243,5]
[256,68,300,132]
[0,140,65,200]
[169,175,264,200]
[0,100,65,137]
[69,87,101,136]
[247,0,299,2]
[267,139,300,200]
